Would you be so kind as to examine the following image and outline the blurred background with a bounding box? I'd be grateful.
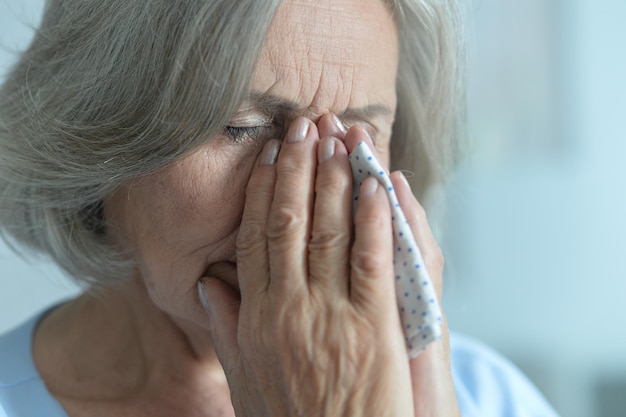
[1,1,625,416]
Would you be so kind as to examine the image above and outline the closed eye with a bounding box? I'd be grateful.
[224,126,265,143]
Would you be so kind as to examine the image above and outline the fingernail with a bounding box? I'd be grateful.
[286,117,310,143]
[356,125,373,144]
[360,176,379,196]
[400,171,410,188]
[260,139,281,166]
[197,280,213,316]
[318,137,336,162]
[331,114,347,134]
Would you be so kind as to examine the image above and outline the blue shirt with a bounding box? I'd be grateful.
[0,308,560,417]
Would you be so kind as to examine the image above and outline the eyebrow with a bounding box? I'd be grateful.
[239,91,393,121]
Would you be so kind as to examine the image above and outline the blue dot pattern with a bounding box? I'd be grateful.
[348,142,442,358]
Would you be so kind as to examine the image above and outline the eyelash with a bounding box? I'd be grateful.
[224,121,376,144]
[224,125,265,143]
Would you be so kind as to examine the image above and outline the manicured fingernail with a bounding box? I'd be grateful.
[318,137,336,162]
[197,280,213,317]
[360,176,379,196]
[287,117,310,143]
[331,114,347,134]
[260,139,281,166]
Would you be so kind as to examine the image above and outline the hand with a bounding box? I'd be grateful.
[199,115,414,417]
[338,118,461,417]
[388,172,460,417]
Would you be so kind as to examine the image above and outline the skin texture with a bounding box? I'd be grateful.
[31,0,461,416]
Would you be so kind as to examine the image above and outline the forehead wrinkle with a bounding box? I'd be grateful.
[251,0,399,126]
[277,0,362,46]
[263,0,366,97]
[240,91,392,122]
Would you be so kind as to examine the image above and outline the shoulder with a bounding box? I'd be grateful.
[0,309,68,417]
[449,332,560,417]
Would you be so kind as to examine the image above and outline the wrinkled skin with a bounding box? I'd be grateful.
[32,0,460,416]
[201,117,459,417]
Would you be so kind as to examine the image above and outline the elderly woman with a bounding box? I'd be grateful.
[0,0,559,416]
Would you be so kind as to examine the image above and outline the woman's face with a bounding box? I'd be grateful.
[105,0,399,329]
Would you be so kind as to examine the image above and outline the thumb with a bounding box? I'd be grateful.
[197,278,240,370]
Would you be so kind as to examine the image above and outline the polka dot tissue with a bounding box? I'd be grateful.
[349,142,442,358]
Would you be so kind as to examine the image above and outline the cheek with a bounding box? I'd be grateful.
[106,146,256,317]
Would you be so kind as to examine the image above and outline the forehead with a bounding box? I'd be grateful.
[250,0,399,116]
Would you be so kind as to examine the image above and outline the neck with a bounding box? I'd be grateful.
[32,276,230,411]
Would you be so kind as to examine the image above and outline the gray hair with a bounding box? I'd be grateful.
[0,0,465,286]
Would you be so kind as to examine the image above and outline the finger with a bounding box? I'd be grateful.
[237,139,281,299]
[266,117,319,294]
[408,315,458,415]
[198,278,240,372]
[343,125,386,173]
[308,136,352,297]
[389,171,444,298]
[316,113,347,140]
[349,176,396,316]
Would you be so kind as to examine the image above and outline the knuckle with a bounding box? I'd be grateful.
[236,223,266,255]
[309,228,349,253]
[351,247,387,277]
[266,206,304,240]
[246,185,272,203]
[315,170,351,194]
[276,156,307,179]
[354,209,386,229]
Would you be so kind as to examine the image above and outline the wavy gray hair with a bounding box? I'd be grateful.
[0,0,465,286]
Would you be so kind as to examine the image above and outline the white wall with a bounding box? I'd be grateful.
[1,1,625,416]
